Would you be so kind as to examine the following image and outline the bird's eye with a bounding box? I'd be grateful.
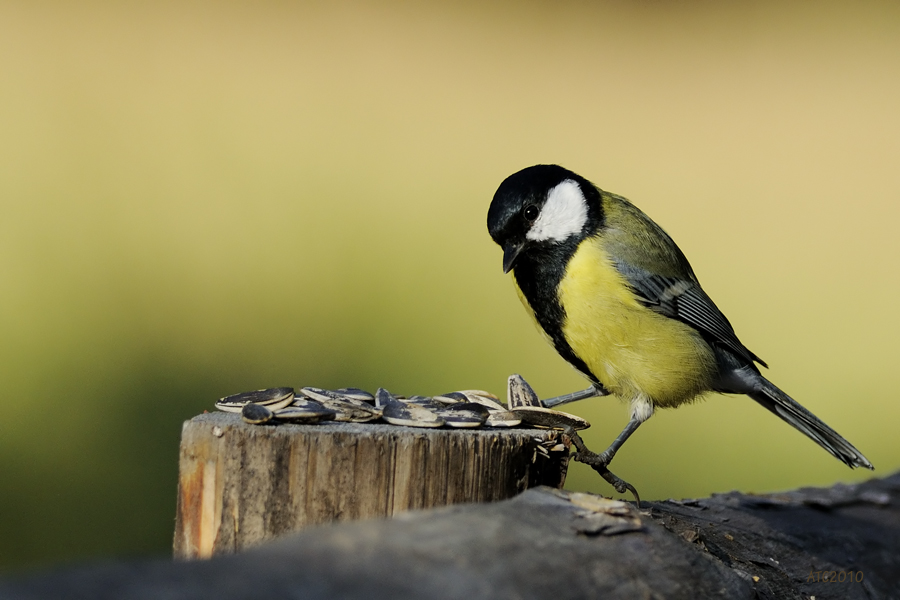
[523,205,539,221]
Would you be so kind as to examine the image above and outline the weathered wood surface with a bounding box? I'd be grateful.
[174,412,569,558]
[3,473,898,600]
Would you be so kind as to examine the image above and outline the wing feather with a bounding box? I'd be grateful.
[614,261,767,368]
[598,190,766,368]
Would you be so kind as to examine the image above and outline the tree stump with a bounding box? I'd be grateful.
[173,412,569,559]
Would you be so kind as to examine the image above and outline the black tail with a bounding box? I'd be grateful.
[749,377,873,470]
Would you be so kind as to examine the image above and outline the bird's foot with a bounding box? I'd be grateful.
[564,427,641,508]
[572,447,615,467]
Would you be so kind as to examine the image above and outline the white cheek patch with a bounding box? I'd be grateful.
[525,179,588,243]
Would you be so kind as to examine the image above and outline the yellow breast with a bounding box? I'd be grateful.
[556,238,717,408]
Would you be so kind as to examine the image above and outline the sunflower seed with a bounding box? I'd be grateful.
[507,374,542,409]
[406,395,432,403]
[300,388,374,410]
[405,396,445,410]
[375,387,396,409]
[299,387,345,403]
[432,392,468,405]
[318,398,382,423]
[291,397,327,409]
[382,400,445,428]
[461,394,506,412]
[274,405,337,423]
[334,387,375,403]
[241,402,275,425]
[444,402,490,415]
[484,410,523,428]
[438,402,490,428]
[457,389,500,401]
[216,387,295,413]
[511,406,590,431]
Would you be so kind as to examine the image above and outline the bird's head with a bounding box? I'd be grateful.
[487,164,600,273]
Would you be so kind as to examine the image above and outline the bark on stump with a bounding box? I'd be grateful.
[173,412,569,559]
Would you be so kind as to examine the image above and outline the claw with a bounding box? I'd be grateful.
[564,426,642,508]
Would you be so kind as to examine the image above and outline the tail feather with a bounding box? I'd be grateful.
[749,377,873,470]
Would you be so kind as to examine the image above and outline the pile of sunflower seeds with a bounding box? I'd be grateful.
[214,374,590,433]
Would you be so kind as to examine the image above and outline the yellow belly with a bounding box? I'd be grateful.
[556,239,717,408]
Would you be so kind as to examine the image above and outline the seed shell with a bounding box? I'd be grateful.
[461,394,506,412]
[382,400,445,428]
[432,392,468,405]
[241,402,275,425]
[291,397,326,409]
[299,387,344,403]
[485,410,523,428]
[375,388,396,409]
[507,374,542,409]
[406,395,432,403]
[334,388,375,403]
[319,398,382,423]
[274,405,337,424]
[439,402,490,428]
[217,387,295,412]
[405,395,444,410]
[456,389,500,401]
[511,406,590,431]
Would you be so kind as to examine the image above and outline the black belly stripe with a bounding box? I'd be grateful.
[512,239,601,385]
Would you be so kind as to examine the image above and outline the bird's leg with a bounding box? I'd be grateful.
[542,383,610,408]
[564,426,641,507]
[514,375,639,503]
[596,418,642,465]
[566,417,644,504]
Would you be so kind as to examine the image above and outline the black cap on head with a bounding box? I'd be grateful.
[487,165,577,244]
[487,165,601,273]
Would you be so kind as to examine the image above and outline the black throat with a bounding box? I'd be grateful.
[512,182,606,385]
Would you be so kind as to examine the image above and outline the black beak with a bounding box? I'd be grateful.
[502,242,525,274]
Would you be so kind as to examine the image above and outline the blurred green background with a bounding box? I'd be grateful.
[1,0,898,574]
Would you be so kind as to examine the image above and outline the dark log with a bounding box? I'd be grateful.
[2,472,898,599]
[174,412,569,558]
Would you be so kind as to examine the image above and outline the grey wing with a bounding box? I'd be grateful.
[613,260,767,368]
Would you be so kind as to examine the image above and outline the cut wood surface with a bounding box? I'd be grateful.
[173,412,570,558]
[3,473,898,600]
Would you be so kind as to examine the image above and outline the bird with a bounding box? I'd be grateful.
[487,164,873,481]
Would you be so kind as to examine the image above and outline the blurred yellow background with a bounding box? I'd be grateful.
[1,0,898,573]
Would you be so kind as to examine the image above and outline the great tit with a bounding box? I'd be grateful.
[487,164,872,473]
